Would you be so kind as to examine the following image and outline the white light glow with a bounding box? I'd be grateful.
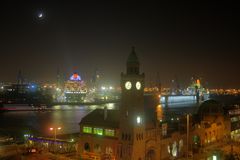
[213,155,217,160]
[136,81,141,90]
[172,141,177,157]
[125,81,132,90]
[137,116,141,124]
[38,13,43,18]
[160,95,196,104]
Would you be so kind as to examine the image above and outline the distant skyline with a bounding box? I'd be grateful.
[0,1,239,88]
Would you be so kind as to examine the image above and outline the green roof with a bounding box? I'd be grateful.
[79,106,158,129]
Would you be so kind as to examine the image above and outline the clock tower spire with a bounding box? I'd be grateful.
[118,47,145,160]
[127,46,140,75]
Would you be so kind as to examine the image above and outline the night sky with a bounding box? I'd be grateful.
[0,1,239,88]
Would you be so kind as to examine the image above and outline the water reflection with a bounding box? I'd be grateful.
[0,103,118,137]
[156,104,164,121]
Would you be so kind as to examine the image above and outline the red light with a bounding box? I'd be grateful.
[73,74,78,79]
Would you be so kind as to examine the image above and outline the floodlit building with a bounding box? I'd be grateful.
[228,105,240,141]
[191,100,230,153]
[64,72,87,102]
[77,48,232,160]
[78,48,187,160]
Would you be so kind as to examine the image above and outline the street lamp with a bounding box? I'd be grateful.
[49,127,61,153]
[49,127,61,141]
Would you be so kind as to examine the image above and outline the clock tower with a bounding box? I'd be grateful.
[118,47,145,160]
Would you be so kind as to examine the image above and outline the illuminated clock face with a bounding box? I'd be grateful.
[125,81,132,90]
[136,81,141,90]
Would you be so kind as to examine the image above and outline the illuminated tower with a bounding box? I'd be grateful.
[118,47,145,160]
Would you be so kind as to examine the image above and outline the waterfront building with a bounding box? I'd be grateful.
[226,104,240,142]
[191,100,230,153]
[78,48,233,160]
[78,48,188,160]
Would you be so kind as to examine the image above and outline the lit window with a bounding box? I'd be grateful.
[93,128,103,135]
[83,126,92,134]
[172,141,177,157]
[137,116,141,124]
[105,129,115,136]
[213,155,217,160]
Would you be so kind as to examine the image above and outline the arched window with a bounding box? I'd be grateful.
[179,139,183,152]
[94,144,101,153]
[106,146,113,155]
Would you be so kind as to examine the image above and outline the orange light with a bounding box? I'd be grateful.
[50,127,53,131]
[58,127,61,130]
[196,79,200,85]
[73,73,78,79]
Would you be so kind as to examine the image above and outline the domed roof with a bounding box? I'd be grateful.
[197,99,223,116]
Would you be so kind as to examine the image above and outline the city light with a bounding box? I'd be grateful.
[24,134,30,138]
[49,127,62,140]
[70,73,81,81]
[0,2,238,160]
[49,127,61,131]
[137,116,141,124]
[38,12,43,18]
[213,155,217,160]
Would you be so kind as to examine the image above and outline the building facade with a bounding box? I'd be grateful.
[78,48,185,160]
[78,48,232,160]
